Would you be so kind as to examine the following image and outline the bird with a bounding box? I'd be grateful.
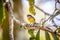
[27,15,35,24]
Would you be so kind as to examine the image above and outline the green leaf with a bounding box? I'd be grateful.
[29,37,35,40]
[0,0,3,25]
[35,30,40,40]
[51,33,59,40]
[45,32,50,40]
[28,29,35,37]
[28,0,35,15]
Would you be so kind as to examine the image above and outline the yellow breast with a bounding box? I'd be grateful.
[28,18,35,24]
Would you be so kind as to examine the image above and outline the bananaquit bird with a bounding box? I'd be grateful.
[27,15,35,24]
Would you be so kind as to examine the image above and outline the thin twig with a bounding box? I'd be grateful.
[34,5,51,16]
[41,0,57,26]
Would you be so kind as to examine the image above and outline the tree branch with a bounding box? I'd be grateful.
[5,0,14,40]
[24,26,60,37]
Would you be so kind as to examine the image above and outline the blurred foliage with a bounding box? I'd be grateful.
[28,30,60,40]
[0,0,3,25]
[58,28,60,33]
[28,0,35,15]
[2,9,10,40]
[35,30,40,40]
[0,0,10,40]
[45,32,50,40]
[28,29,40,40]
[51,33,59,40]
[28,29,35,37]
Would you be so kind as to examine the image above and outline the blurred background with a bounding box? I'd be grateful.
[0,0,60,40]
